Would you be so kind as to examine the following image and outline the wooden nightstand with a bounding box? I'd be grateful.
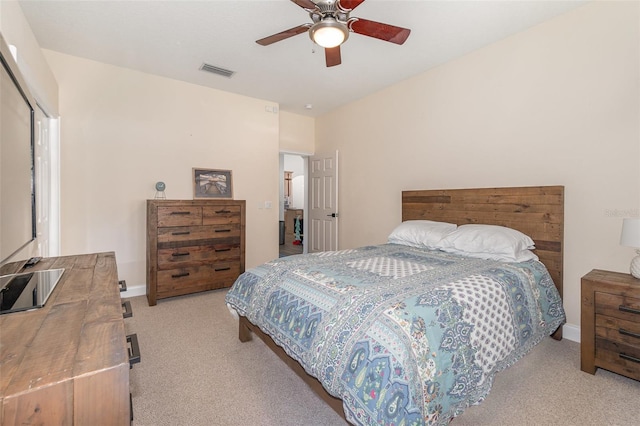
[581,269,640,380]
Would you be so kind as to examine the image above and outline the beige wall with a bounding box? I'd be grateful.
[279,111,315,154]
[0,1,58,115]
[43,50,281,287]
[315,1,640,333]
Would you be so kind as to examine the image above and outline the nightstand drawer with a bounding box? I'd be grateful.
[595,340,640,381]
[595,292,640,321]
[595,315,640,344]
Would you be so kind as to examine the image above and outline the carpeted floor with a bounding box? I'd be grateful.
[126,289,640,426]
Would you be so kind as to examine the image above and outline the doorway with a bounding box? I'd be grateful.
[279,153,307,257]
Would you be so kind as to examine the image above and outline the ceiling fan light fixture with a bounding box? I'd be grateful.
[309,18,349,48]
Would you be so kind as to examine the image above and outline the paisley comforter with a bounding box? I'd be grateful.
[225,244,565,425]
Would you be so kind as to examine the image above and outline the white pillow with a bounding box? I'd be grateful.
[437,224,538,262]
[388,220,457,249]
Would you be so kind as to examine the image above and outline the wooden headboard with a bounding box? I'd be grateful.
[402,186,564,300]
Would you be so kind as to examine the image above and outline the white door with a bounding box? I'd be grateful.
[308,150,338,252]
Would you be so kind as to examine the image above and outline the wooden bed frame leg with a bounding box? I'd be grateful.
[551,326,563,341]
[239,316,253,342]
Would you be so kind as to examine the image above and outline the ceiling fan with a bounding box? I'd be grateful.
[256,0,411,67]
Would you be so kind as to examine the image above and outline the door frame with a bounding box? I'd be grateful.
[279,152,309,254]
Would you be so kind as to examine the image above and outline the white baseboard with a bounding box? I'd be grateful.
[120,284,146,298]
[562,323,580,343]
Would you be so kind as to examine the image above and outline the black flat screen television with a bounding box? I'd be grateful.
[0,35,37,267]
[0,268,64,315]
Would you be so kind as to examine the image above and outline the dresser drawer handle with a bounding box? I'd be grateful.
[127,334,141,367]
[215,229,231,233]
[619,328,640,339]
[170,211,191,215]
[172,231,191,236]
[215,209,231,214]
[215,267,231,272]
[620,353,640,364]
[171,272,190,278]
[215,248,231,252]
[172,252,190,257]
[619,305,640,315]
[122,300,133,319]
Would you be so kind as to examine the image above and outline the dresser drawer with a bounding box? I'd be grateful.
[157,243,241,270]
[156,264,241,297]
[203,205,241,225]
[157,224,241,243]
[157,206,202,227]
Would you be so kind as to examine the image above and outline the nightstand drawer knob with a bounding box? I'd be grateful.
[620,353,640,364]
[619,305,640,315]
[619,328,640,339]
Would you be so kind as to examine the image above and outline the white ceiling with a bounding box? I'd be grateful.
[18,0,585,117]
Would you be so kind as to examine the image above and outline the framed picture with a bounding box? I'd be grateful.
[193,168,233,199]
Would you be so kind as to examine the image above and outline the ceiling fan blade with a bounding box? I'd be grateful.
[350,18,411,45]
[291,0,317,10]
[325,46,342,67]
[339,0,366,11]
[256,24,311,46]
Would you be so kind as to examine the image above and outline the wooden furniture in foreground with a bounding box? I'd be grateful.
[238,185,566,420]
[0,252,130,425]
[146,199,246,306]
[581,269,640,380]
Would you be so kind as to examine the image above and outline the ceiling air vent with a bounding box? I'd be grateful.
[199,63,235,78]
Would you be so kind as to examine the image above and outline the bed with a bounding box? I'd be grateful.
[225,186,565,425]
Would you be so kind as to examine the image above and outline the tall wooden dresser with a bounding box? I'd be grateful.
[146,199,246,306]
